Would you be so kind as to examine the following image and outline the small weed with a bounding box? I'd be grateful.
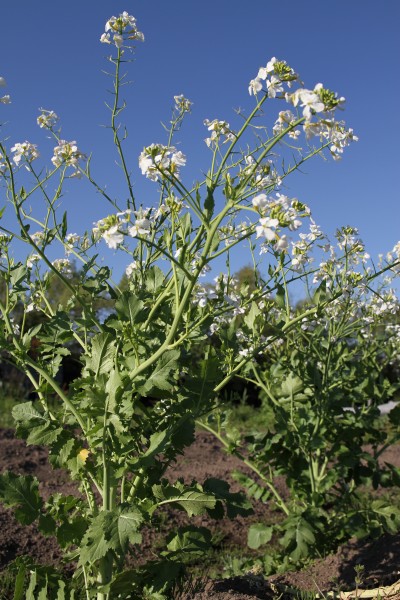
[0,565,16,600]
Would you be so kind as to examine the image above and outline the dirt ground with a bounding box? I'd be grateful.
[1,428,400,599]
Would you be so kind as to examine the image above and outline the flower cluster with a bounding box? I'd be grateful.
[31,231,46,245]
[335,226,365,255]
[219,221,250,247]
[387,242,400,273]
[126,261,139,277]
[100,12,144,48]
[240,156,282,191]
[0,152,7,175]
[37,108,59,129]
[0,76,10,105]
[10,142,40,166]
[93,208,156,249]
[52,258,72,277]
[366,290,399,317]
[248,57,298,97]
[252,192,309,253]
[139,144,186,181]
[174,95,192,113]
[0,233,11,246]
[303,118,358,160]
[193,287,218,308]
[272,110,301,139]
[286,83,345,121]
[51,140,84,174]
[26,253,41,269]
[65,233,80,256]
[203,119,235,147]
[128,208,152,238]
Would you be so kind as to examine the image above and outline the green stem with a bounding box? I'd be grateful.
[197,420,289,515]
[111,49,136,210]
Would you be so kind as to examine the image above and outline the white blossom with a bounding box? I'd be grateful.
[252,193,269,212]
[27,254,41,269]
[52,258,72,276]
[139,144,186,181]
[113,34,123,48]
[267,75,284,98]
[126,261,139,277]
[102,225,124,249]
[203,119,235,146]
[257,57,277,80]
[286,88,325,120]
[52,140,84,170]
[248,78,263,96]
[11,142,39,165]
[100,33,111,44]
[0,152,7,174]
[174,95,192,113]
[103,12,144,45]
[37,108,58,129]
[129,218,151,237]
[274,235,289,252]
[256,217,279,241]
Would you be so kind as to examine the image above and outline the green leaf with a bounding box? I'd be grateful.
[79,506,142,565]
[13,560,27,600]
[204,188,215,219]
[0,472,42,525]
[101,561,183,597]
[138,429,169,467]
[37,582,49,600]
[110,507,143,551]
[182,347,222,408]
[85,333,116,376]
[10,264,28,291]
[389,404,400,426]
[370,500,400,534]
[247,523,273,549]
[244,302,261,331]
[281,515,316,562]
[26,570,38,600]
[106,368,123,414]
[61,211,68,239]
[38,513,57,536]
[153,484,216,517]
[57,517,87,548]
[203,478,252,518]
[145,266,166,293]
[27,423,64,446]
[232,471,270,503]
[79,513,113,565]
[115,292,146,326]
[280,373,304,398]
[165,526,212,559]
[138,350,180,395]
[12,402,45,426]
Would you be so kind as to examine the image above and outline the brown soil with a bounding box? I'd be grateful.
[1,428,400,599]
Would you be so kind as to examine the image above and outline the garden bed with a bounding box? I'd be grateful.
[1,428,400,599]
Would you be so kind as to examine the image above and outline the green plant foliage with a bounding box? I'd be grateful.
[0,7,399,598]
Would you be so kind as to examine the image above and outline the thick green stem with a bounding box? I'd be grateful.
[97,461,114,600]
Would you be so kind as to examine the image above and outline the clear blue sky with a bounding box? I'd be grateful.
[1,0,399,290]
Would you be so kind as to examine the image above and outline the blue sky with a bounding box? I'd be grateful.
[1,0,399,293]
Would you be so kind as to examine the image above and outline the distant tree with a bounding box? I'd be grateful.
[234,265,260,293]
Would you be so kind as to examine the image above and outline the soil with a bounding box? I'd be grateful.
[1,428,400,599]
